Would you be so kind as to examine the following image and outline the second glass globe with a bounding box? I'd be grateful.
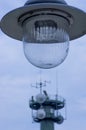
[23,18,69,69]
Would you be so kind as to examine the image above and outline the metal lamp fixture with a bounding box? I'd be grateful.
[1,0,86,69]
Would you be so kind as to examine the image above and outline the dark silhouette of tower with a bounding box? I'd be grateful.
[29,81,66,130]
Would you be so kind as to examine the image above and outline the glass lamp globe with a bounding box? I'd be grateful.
[23,17,69,69]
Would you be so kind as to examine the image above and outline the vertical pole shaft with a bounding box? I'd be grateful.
[40,120,54,130]
[40,106,54,130]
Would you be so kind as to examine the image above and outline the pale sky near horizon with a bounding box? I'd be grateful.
[0,0,86,130]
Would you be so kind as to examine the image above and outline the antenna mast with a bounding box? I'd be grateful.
[29,79,65,130]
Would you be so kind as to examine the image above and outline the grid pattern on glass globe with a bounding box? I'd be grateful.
[34,20,69,43]
[34,20,58,43]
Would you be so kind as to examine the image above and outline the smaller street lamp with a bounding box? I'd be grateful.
[1,0,86,69]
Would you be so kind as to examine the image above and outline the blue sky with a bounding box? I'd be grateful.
[0,0,86,130]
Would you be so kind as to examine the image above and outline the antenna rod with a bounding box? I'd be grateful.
[56,69,59,96]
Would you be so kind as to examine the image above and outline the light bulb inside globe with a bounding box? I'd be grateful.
[23,16,69,69]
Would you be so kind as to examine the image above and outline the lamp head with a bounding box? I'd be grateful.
[1,0,86,69]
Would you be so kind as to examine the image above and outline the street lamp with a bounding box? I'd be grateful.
[1,1,86,130]
[1,0,86,69]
